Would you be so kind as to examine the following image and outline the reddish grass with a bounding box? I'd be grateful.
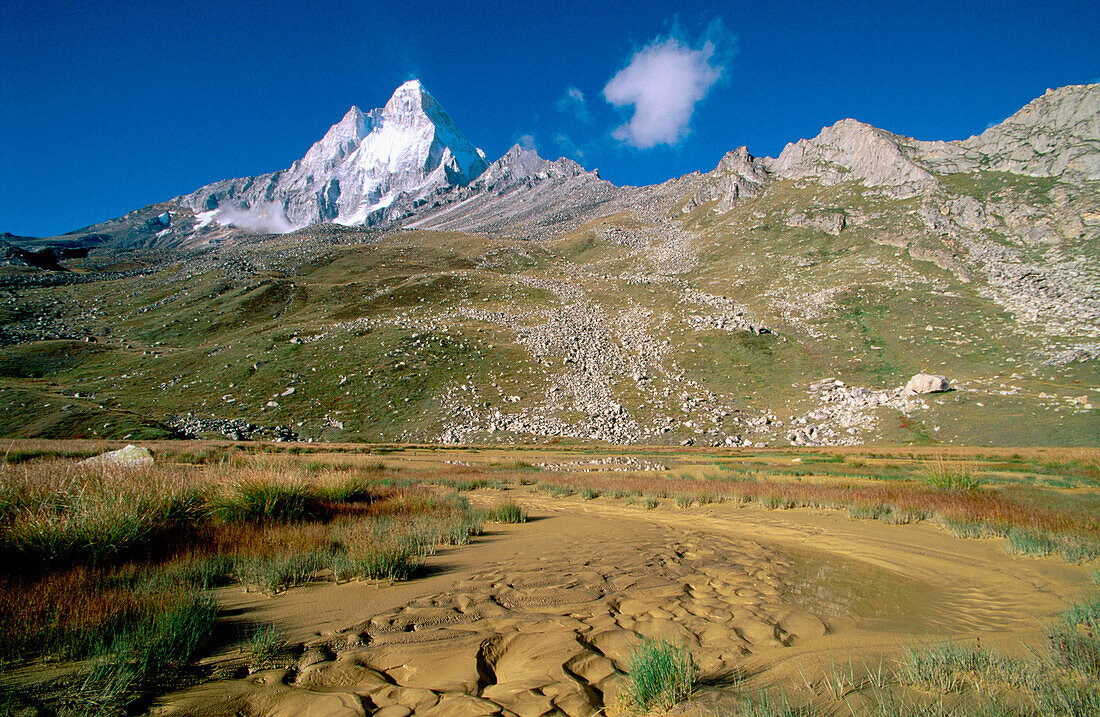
[520,471,1100,539]
[0,566,189,661]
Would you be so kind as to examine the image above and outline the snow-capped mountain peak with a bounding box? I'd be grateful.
[182,80,489,230]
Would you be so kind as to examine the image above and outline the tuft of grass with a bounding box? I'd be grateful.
[939,517,986,540]
[211,478,323,524]
[1006,528,1100,563]
[1047,595,1100,677]
[625,638,698,712]
[848,503,930,525]
[730,691,799,717]
[234,550,329,594]
[924,459,983,491]
[344,545,417,582]
[579,488,599,500]
[899,641,1031,694]
[245,623,285,666]
[759,494,794,510]
[320,475,379,504]
[674,495,693,508]
[1,469,204,569]
[642,496,658,510]
[1033,678,1100,716]
[484,501,527,524]
[76,587,217,713]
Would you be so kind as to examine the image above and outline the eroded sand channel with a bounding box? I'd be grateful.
[155,491,1089,716]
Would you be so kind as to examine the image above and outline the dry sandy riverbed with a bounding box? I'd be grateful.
[153,489,1090,716]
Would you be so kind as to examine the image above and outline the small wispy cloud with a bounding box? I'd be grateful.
[603,19,735,149]
[555,85,591,122]
[516,133,539,151]
[554,133,584,159]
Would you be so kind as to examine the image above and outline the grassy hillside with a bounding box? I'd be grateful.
[1,176,1097,447]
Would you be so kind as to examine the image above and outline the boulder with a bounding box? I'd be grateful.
[904,373,951,395]
[79,444,154,469]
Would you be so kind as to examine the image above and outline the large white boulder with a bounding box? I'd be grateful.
[904,373,951,395]
[79,444,154,469]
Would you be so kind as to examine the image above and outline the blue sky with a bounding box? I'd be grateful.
[1,0,1097,237]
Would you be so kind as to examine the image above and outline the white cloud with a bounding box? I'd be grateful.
[214,202,294,234]
[555,85,590,122]
[603,22,732,149]
[516,133,538,151]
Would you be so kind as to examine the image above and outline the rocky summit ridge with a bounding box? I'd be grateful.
[180,80,489,231]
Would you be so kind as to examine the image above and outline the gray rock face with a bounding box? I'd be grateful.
[785,209,846,235]
[403,145,618,239]
[768,85,1100,197]
[474,144,587,189]
[904,373,951,395]
[768,119,937,196]
[683,146,771,213]
[915,84,1100,180]
[79,444,154,468]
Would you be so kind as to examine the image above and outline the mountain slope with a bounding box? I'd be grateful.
[1,83,1097,447]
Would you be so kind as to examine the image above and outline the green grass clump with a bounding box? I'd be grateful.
[642,496,658,510]
[731,691,799,717]
[625,638,698,712]
[1033,678,1100,716]
[338,545,416,582]
[1048,595,1100,676]
[759,494,795,510]
[900,641,1034,694]
[579,488,599,500]
[484,501,527,523]
[848,503,929,525]
[1006,528,1100,563]
[847,503,891,521]
[234,550,329,594]
[245,623,286,666]
[939,518,986,540]
[548,485,573,498]
[2,475,203,568]
[448,479,489,492]
[924,459,983,491]
[149,555,234,591]
[77,587,217,713]
[674,495,692,508]
[212,478,323,523]
[320,475,378,503]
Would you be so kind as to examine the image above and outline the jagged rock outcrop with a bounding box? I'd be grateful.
[404,145,619,238]
[474,144,588,190]
[768,119,937,196]
[682,147,771,214]
[181,80,489,229]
